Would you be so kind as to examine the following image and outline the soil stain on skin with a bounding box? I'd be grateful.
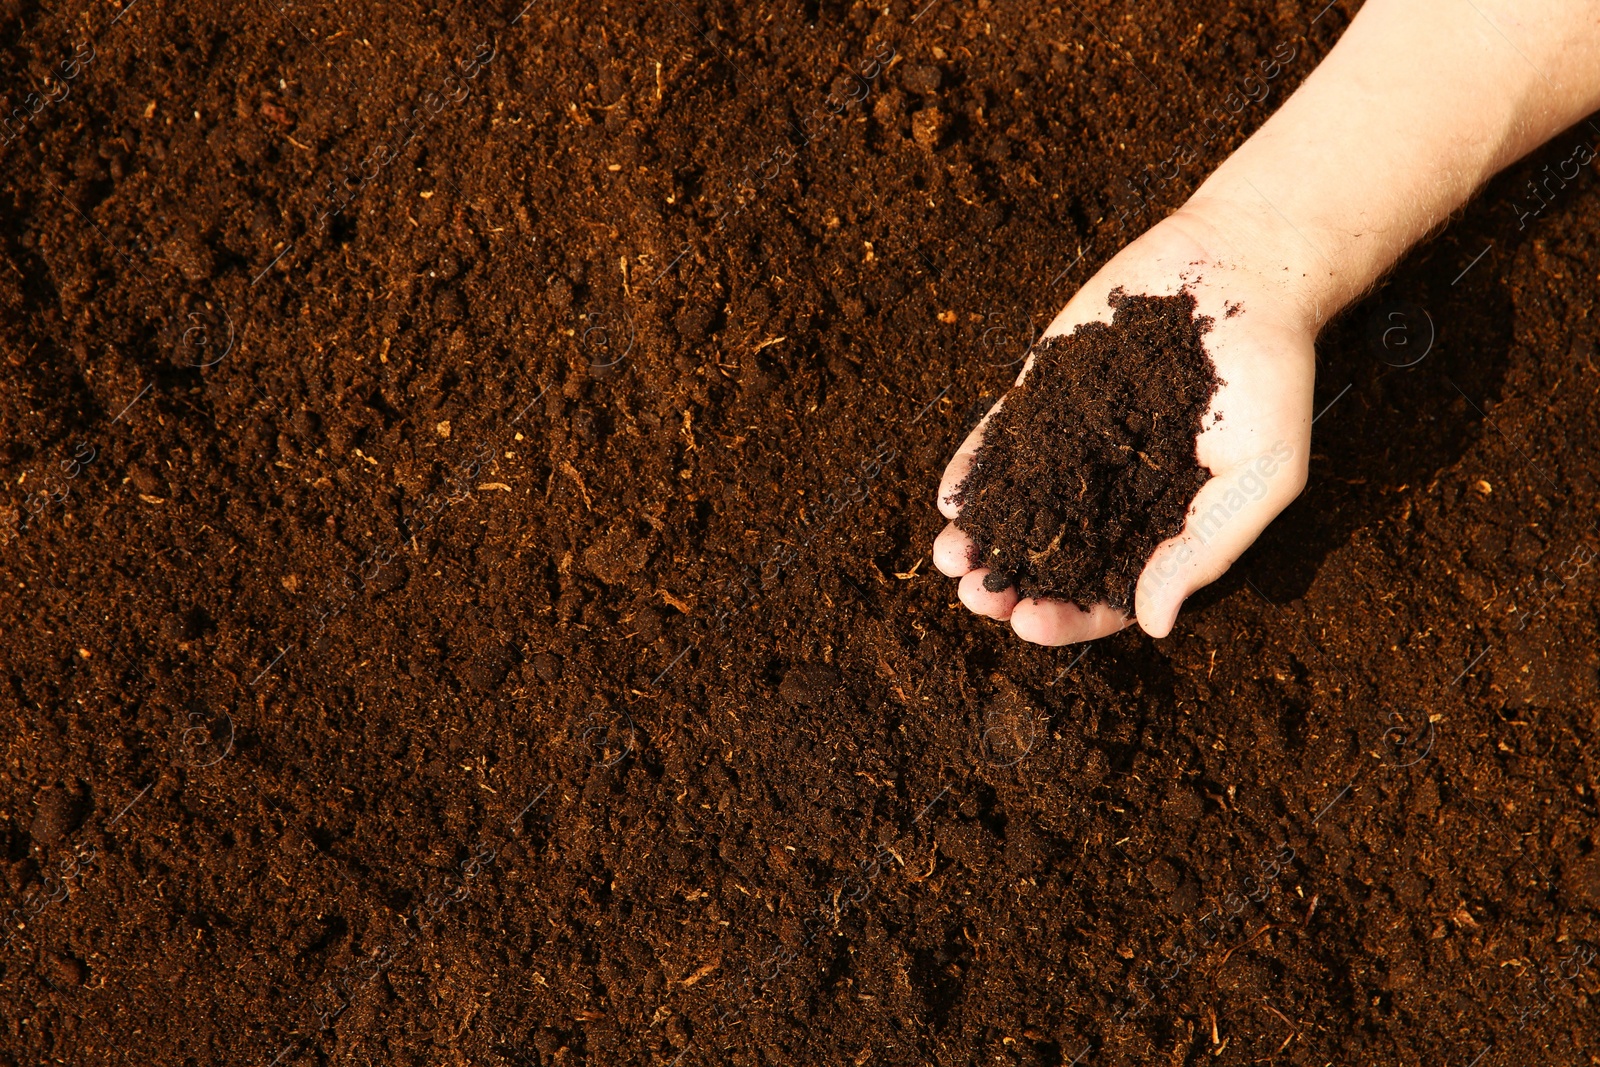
[954,290,1220,610]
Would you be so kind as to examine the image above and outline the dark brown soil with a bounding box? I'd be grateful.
[954,289,1219,609]
[3,2,1600,1067]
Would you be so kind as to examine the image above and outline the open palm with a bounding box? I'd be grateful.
[932,211,1316,644]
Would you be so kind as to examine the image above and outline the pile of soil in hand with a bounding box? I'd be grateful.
[954,289,1220,610]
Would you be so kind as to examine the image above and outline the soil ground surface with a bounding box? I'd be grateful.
[2,1,1600,1066]
[954,289,1218,609]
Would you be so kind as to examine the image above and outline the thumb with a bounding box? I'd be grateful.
[1134,441,1305,637]
[936,394,1007,519]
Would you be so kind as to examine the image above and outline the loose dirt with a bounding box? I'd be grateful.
[2,2,1598,1066]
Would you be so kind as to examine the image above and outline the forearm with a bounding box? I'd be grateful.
[1179,0,1600,328]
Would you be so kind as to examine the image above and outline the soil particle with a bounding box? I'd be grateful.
[778,664,841,705]
[29,785,86,847]
[901,64,943,95]
[42,952,85,988]
[1564,852,1600,910]
[532,652,563,682]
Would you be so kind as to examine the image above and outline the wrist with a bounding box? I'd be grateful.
[1166,0,1542,334]
[1160,196,1336,336]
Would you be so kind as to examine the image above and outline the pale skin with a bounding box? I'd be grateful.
[934,0,1600,645]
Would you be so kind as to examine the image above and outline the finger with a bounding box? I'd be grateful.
[1134,444,1305,638]
[936,395,1006,519]
[932,521,975,577]
[958,569,1018,620]
[1009,598,1130,646]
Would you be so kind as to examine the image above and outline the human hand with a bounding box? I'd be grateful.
[931,207,1315,644]
[931,0,1600,647]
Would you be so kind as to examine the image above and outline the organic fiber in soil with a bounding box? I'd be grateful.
[3,2,1600,1067]
[953,289,1219,610]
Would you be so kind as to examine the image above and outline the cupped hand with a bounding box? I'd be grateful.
[932,208,1317,644]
